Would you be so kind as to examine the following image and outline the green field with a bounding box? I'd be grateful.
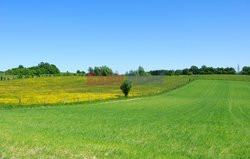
[0,79,249,158]
[196,74,250,82]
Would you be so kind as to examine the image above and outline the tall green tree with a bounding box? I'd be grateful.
[138,66,145,75]
[88,67,94,74]
[189,66,199,74]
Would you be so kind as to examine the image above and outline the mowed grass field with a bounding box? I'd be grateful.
[0,79,249,158]
[0,76,191,105]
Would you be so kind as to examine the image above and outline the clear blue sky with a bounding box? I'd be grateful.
[0,0,249,73]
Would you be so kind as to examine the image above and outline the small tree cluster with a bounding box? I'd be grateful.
[125,66,149,76]
[5,62,60,76]
[76,70,86,76]
[88,66,113,76]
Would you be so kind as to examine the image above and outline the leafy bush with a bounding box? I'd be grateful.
[120,80,132,97]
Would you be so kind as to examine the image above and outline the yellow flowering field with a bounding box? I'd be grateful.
[0,76,191,106]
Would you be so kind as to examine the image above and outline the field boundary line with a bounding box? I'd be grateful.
[89,97,143,106]
[0,97,144,111]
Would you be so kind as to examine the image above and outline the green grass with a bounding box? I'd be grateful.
[0,79,249,158]
[1,74,249,106]
[196,74,250,81]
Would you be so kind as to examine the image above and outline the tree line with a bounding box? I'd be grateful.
[150,65,250,75]
[2,63,250,80]
[2,63,115,79]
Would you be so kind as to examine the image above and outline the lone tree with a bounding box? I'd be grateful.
[120,79,132,97]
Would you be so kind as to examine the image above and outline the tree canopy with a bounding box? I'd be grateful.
[149,65,237,76]
[125,66,148,76]
[88,66,113,76]
[5,62,60,77]
[241,66,250,75]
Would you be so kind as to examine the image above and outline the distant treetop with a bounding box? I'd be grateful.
[241,66,250,75]
[88,66,113,76]
[149,65,238,76]
[5,62,60,77]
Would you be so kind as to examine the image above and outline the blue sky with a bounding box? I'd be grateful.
[0,0,249,73]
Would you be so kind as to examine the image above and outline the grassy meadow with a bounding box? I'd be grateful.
[0,79,249,158]
[196,74,250,82]
[0,75,192,106]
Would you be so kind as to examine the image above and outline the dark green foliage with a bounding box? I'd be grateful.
[241,66,250,75]
[174,70,182,75]
[138,66,145,75]
[76,70,86,76]
[182,68,190,75]
[150,70,174,76]
[5,62,60,76]
[189,66,199,74]
[99,66,113,76]
[120,80,132,97]
[88,66,113,76]
[18,65,24,69]
[125,66,148,76]
[88,67,94,74]
[150,65,236,75]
